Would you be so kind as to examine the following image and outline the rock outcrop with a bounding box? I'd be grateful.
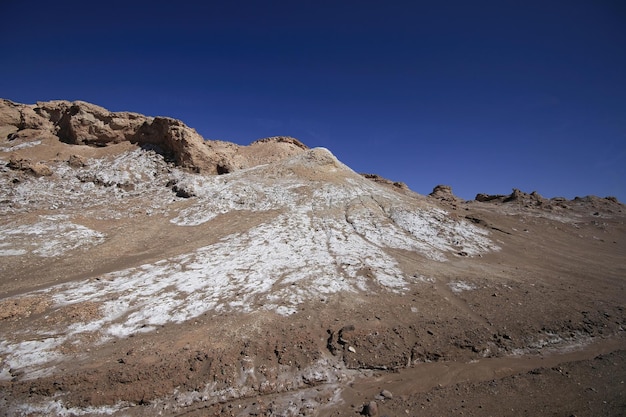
[475,188,622,212]
[429,184,461,203]
[0,99,308,174]
[7,156,52,177]
[360,173,408,190]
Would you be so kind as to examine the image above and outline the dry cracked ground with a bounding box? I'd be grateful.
[0,99,625,416]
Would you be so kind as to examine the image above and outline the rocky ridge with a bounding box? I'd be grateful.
[474,187,622,215]
[0,99,308,175]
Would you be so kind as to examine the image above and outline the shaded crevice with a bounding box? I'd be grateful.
[216,165,231,175]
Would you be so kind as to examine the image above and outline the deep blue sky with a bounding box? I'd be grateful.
[2,1,625,201]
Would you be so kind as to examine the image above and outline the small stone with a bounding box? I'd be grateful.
[68,154,87,168]
[347,346,356,353]
[380,389,393,399]
[30,162,52,176]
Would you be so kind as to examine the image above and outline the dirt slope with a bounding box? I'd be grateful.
[0,99,624,417]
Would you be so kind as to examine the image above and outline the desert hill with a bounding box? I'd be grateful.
[0,99,624,416]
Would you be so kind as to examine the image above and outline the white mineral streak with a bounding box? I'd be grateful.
[0,139,42,152]
[0,215,105,257]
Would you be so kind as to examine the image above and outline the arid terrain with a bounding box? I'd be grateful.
[0,99,624,416]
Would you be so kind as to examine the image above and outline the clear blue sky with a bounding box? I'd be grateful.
[1,0,625,201]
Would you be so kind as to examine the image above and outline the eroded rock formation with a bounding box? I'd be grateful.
[0,99,308,174]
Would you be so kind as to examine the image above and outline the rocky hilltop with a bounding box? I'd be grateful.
[0,100,624,417]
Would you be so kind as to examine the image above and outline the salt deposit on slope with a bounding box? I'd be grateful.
[389,208,498,258]
[448,281,477,293]
[0,215,105,257]
[0,246,27,256]
[0,147,501,382]
[0,338,64,377]
[11,399,125,417]
[1,149,181,217]
[169,173,301,226]
[0,208,395,377]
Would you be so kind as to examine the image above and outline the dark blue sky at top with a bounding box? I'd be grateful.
[1,0,625,201]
